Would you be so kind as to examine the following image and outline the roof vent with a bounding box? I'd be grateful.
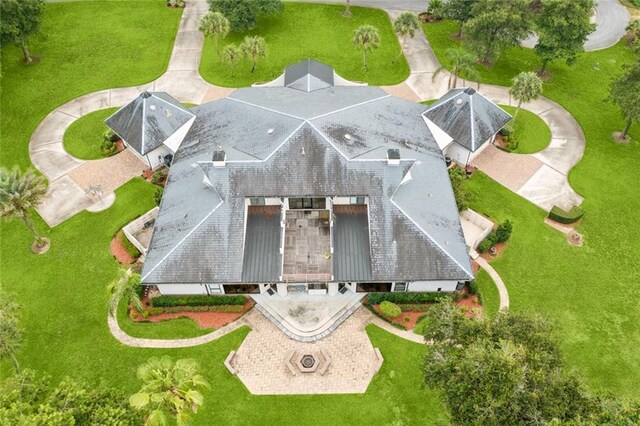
[165,109,172,117]
[267,128,275,135]
[212,150,226,167]
[463,87,476,95]
[344,133,352,140]
[456,98,463,105]
[387,149,400,166]
[149,104,156,111]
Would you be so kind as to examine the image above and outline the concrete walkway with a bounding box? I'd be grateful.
[107,311,250,349]
[475,257,510,311]
[30,0,230,227]
[384,9,586,212]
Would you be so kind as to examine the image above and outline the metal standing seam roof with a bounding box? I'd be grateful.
[333,211,373,281]
[242,208,282,282]
[104,91,195,155]
[140,61,474,285]
[422,87,512,152]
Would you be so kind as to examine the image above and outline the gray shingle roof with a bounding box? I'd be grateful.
[141,69,474,285]
[105,91,194,155]
[423,87,512,152]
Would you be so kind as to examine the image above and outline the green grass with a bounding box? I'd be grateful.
[425,20,640,398]
[500,105,551,154]
[199,3,410,87]
[475,270,500,316]
[63,107,118,160]
[116,302,213,340]
[0,0,182,169]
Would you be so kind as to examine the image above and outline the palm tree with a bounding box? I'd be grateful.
[509,71,543,120]
[0,297,23,374]
[241,36,267,73]
[221,44,242,76]
[393,12,420,62]
[0,166,47,248]
[130,356,208,426]
[342,0,352,17]
[107,268,143,318]
[198,12,230,57]
[433,47,480,90]
[353,25,380,71]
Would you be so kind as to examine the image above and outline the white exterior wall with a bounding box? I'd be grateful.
[156,284,208,295]
[408,281,458,292]
[444,143,472,166]
[163,117,196,153]
[145,145,173,170]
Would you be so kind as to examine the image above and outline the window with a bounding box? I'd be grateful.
[249,197,265,206]
[288,198,326,209]
[223,284,259,294]
[393,282,407,292]
[206,284,222,294]
[350,196,365,205]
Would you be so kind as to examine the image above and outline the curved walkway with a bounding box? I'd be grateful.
[475,257,510,311]
[384,9,586,212]
[107,311,250,348]
[522,0,630,52]
[31,0,228,227]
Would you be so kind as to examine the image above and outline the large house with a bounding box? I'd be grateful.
[111,61,511,298]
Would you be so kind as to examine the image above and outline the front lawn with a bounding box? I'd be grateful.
[199,3,410,87]
[0,0,182,169]
[499,105,551,154]
[63,108,119,160]
[425,20,640,398]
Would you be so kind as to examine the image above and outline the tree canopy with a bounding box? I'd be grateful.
[610,58,640,139]
[534,0,596,73]
[241,36,267,73]
[443,0,480,36]
[463,0,532,64]
[208,0,283,32]
[0,369,141,425]
[199,11,230,56]
[0,0,45,64]
[0,297,23,374]
[421,301,640,425]
[509,71,543,119]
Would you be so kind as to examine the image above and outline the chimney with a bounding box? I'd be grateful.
[212,150,226,167]
[387,149,400,166]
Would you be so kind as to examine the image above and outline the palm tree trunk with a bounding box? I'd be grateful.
[251,59,256,73]
[21,212,41,244]
[514,100,523,121]
[447,71,453,90]
[343,0,352,17]
[9,352,20,374]
[20,40,32,64]
[215,36,220,57]
[452,71,458,89]
[457,23,464,38]
[363,50,367,71]
[621,118,632,138]
[539,60,548,74]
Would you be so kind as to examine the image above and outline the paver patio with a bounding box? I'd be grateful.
[232,308,383,395]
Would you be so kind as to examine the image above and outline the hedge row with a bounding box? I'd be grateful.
[398,304,433,312]
[147,305,244,315]
[366,292,448,305]
[117,231,140,259]
[151,295,246,307]
[548,205,584,224]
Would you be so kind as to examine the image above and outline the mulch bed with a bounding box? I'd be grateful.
[373,294,483,330]
[110,234,136,265]
[479,242,507,261]
[129,299,254,329]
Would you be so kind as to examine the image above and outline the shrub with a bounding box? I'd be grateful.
[427,0,445,20]
[367,292,449,305]
[467,280,479,295]
[100,139,116,156]
[151,171,165,185]
[103,129,119,142]
[398,304,432,312]
[449,166,471,212]
[379,301,403,319]
[477,238,493,253]
[548,205,584,224]
[147,307,164,316]
[142,310,150,319]
[117,231,141,259]
[153,187,163,206]
[495,220,513,243]
[159,305,244,313]
[151,295,246,307]
[499,124,513,136]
